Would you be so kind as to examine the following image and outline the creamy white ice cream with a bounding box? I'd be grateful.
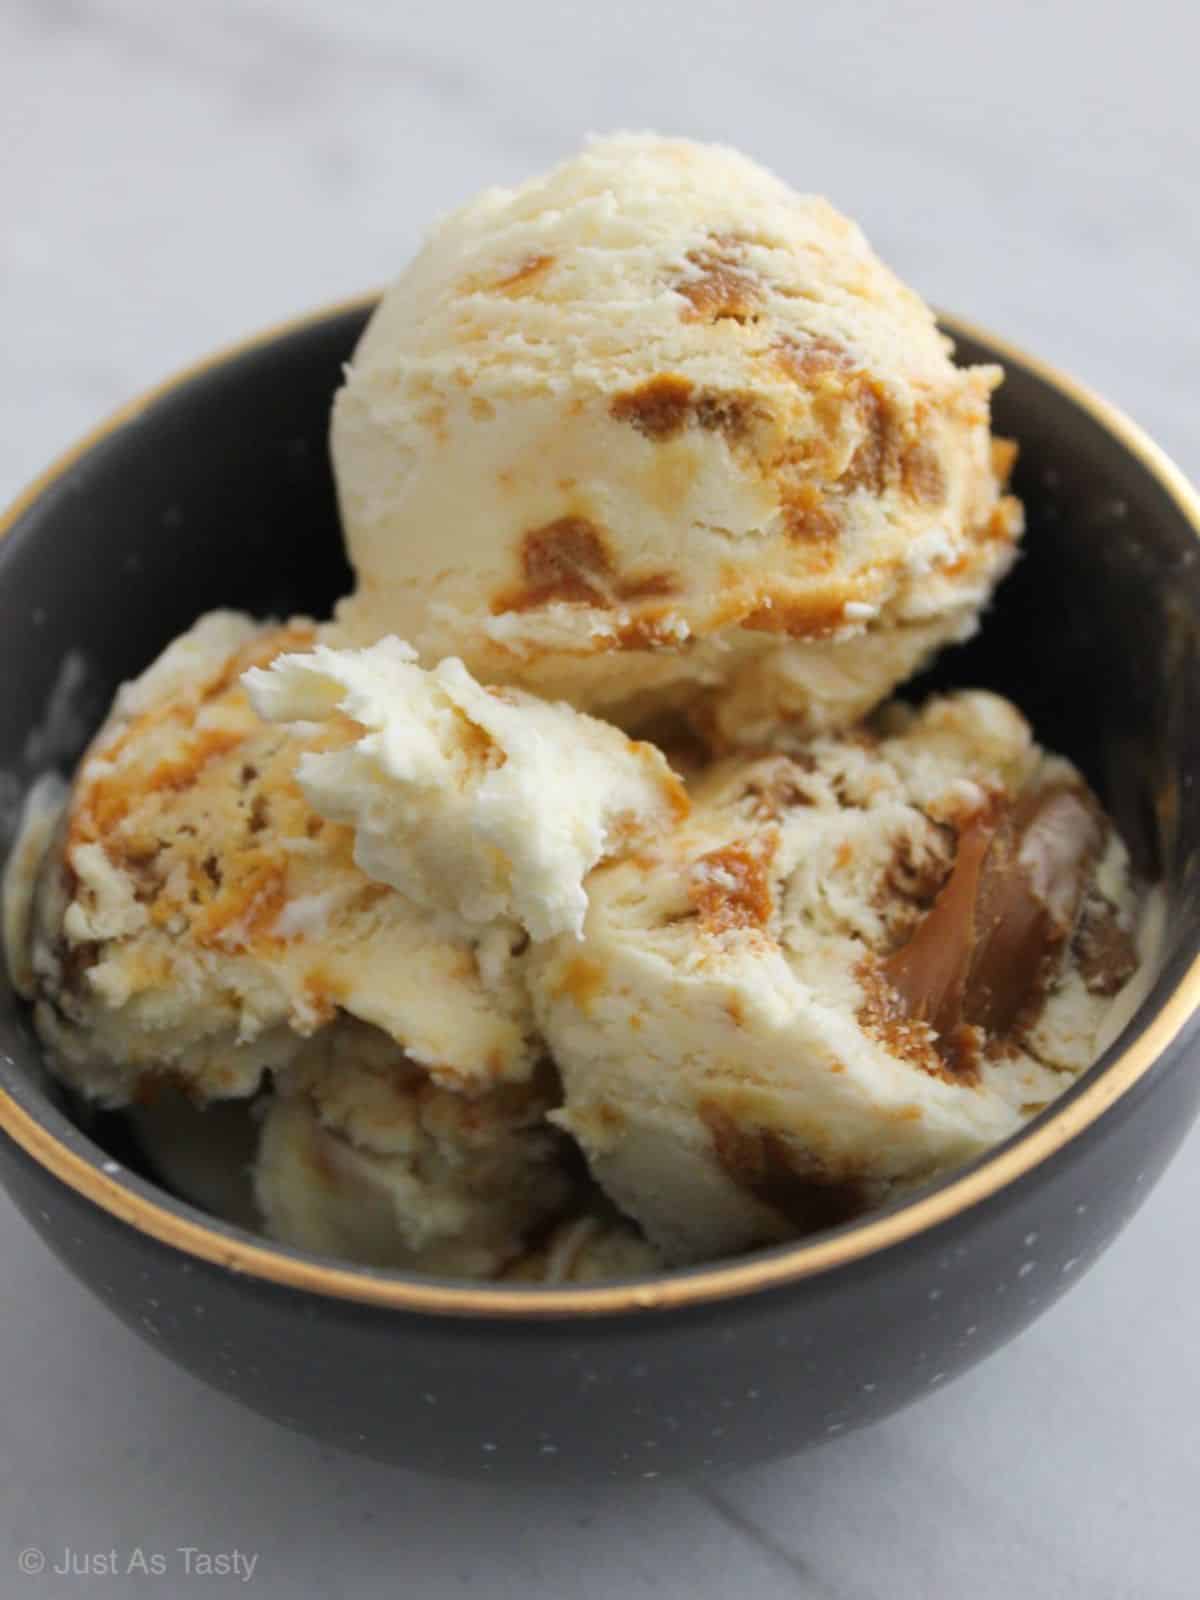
[245,636,686,942]
[254,1019,571,1276]
[332,134,1020,742]
[530,693,1141,1263]
[7,137,1150,1286]
[17,614,536,1107]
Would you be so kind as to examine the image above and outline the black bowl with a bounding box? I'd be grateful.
[2,301,1198,1483]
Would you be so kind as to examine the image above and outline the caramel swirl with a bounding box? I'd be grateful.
[883,781,1105,1062]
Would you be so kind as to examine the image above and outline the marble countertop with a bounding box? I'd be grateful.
[2,1,1198,1594]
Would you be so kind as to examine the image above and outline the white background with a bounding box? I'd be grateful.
[2,2,1199,1595]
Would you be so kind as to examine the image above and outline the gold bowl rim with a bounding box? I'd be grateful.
[2,295,1198,1319]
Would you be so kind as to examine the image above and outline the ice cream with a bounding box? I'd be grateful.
[254,1019,570,1275]
[3,136,1147,1284]
[331,134,1020,743]
[12,613,537,1108]
[530,692,1140,1263]
[127,1070,655,1280]
[6,612,688,1275]
[244,636,687,942]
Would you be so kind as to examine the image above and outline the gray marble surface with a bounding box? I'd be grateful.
[2,1,1198,1595]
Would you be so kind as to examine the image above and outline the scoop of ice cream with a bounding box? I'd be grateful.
[530,692,1140,1264]
[331,134,1020,740]
[18,613,536,1107]
[245,636,686,942]
[254,1019,571,1276]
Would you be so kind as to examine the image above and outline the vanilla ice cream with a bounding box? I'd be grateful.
[530,693,1140,1263]
[4,136,1148,1287]
[126,1035,656,1279]
[254,1019,571,1275]
[14,613,537,1107]
[331,134,1020,742]
[245,636,686,942]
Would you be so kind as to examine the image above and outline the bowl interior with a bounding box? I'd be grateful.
[2,305,1199,1264]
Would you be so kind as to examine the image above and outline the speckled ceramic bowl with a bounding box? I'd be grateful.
[2,301,1198,1483]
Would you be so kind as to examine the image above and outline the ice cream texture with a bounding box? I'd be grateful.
[331,133,1021,743]
[11,614,538,1108]
[3,136,1148,1281]
[254,1020,570,1276]
[244,635,686,942]
[530,693,1140,1262]
[6,613,684,1274]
